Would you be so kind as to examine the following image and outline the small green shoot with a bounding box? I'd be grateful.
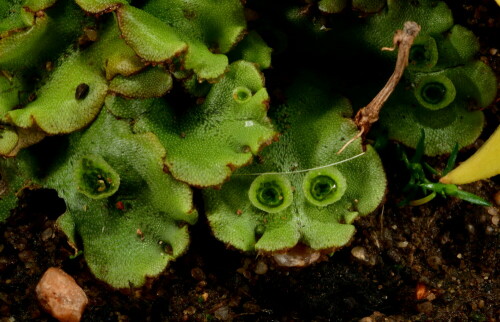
[69,250,83,260]
[398,130,491,207]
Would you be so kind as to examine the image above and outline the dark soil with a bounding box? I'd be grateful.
[1,1,499,321]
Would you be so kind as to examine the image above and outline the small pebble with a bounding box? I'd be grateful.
[0,257,10,272]
[493,191,500,206]
[242,258,252,269]
[36,267,88,322]
[273,244,321,267]
[83,27,98,42]
[242,301,260,313]
[41,228,53,242]
[351,246,376,266]
[416,282,428,300]
[426,293,436,301]
[183,306,196,315]
[236,267,252,279]
[214,306,231,321]
[190,267,206,281]
[254,260,268,275]
[359,311,385,322]
[351,246,368,261]
[426,256,442,270]
[416,301,433,314]
[45,61,53,71]
[397,241,408,248]
[18,250,35,263]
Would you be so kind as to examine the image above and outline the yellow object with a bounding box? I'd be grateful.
[497,0,500,6]
[441,125,500,184]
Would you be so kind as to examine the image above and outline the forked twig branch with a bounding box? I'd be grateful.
[337,21,421,154]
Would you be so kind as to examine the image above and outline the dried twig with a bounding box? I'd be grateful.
[337,21,421,154]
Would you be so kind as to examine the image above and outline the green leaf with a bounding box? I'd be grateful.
[0,150,37,222]
[411,129,426,164]
[143,0,245,54]
[104,95,155,120]
[444,61,497,108]
[87,17,146,80]
[379,86,484,156]
[318,0,348,14]
[353,1,494,157]
[0,126,19,156]
[0,4,33,34]
[443,143,459,176]
[135,61,276,187]
[204,77,386,252]
[0,72,25,118]
[109,67,173,99]
[454,190,491,207]
[435,25,480,68]
[46,109,197,288]
[0,14,51,69]
[7,53,108,134]
[77,0,247,80]
[0,0,88,70]
[228,31,272,69]
[344,0,453,61]
[141,0,246,80]
[75,0,128,13]
[24,0,58,12]
[116,5,187,63]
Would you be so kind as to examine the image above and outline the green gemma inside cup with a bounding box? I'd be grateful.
[414,74,456,110]
[248,174,293,213]
[408,36,439,71]
[232,86,252,103]
[75,154,120,199]
[303,167,346,206]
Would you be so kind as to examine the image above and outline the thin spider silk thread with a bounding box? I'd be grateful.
[235,152,366,176]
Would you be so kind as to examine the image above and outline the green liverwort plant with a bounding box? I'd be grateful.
[282,0,497,156]
[351,1,497,155]
[0,0,274,287]
[204,78,386,253]
[0,0,496,288]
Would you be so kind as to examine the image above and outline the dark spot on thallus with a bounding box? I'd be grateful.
[75,83,90,100]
